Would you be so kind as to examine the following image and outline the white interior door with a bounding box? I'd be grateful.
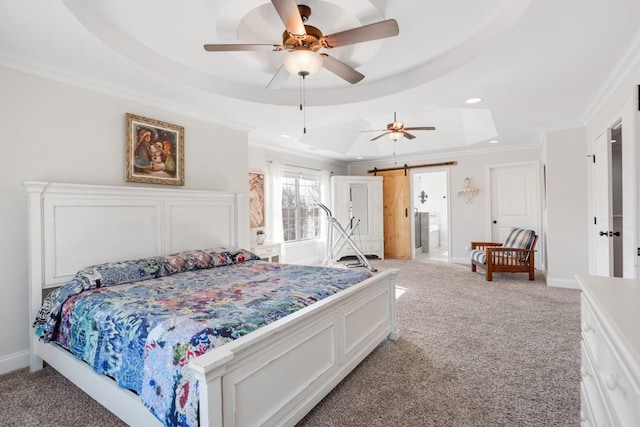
[489,163,540,243]
[592,131,613,276]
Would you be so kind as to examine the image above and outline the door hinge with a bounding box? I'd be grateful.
[594,217,597,225]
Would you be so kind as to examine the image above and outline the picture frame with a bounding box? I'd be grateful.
[249,172,265,229]
[125,113,184,186]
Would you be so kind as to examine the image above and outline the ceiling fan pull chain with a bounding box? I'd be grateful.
[299,73,307,134]
[299,73,303,111]
[393,141,397,165]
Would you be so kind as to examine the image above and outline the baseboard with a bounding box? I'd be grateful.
[0,350,30,375]
[546,277,580,289]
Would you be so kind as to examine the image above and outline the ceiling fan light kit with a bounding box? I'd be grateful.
[283,49,323,76]
[388,131,404,141]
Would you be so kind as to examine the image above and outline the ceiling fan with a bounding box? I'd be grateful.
[203,0,399,88]
[365,112,436,141]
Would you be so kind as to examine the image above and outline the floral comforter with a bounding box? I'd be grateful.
[33,249,371,426]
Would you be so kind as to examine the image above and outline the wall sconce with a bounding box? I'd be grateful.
[458,177,479,203]
[418,190,428,204]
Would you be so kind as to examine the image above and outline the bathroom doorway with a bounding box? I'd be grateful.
[413,170,450,262]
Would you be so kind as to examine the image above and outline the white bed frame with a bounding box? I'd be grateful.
[26,182,399,427]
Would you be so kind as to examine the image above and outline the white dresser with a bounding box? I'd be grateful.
[577,275,640,427]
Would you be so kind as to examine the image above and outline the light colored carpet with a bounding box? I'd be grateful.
[0,259,580,426]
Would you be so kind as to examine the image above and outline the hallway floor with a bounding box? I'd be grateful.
[415,246,449,263]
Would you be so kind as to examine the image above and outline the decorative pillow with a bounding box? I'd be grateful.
[202,249,234,267]
[76,257,164,289]
[218,247,261,264]
[162,250,213,273]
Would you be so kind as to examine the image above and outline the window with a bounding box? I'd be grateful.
[282,173,321,242]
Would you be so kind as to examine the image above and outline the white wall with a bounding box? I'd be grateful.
[414,172,447,214]
[348,148,541,264]
[542,128,590,287]
[248,145,347,265]
[0,66,250,374]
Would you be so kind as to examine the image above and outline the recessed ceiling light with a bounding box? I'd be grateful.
[280,134,291,138]
[465,97,483,104]
[356,156,364,160]
[489,140,499,144]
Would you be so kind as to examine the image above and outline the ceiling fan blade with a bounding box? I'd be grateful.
[371,132,391,141]
[204,44,280,52]
[320,54,364,84]
[271,0,306,35]
[323,19,399,48]
[404,126,437,131]
[403,132,417,140]
[360,129,388,132]
[266,65,290,90]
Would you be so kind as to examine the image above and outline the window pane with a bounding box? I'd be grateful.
[282,178,296,208]
[282,207,296,242]
[281,175,321,242]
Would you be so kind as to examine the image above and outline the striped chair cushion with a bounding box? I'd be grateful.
[471,249,528,266]
[503,228,536,250]
[471,250,486,264]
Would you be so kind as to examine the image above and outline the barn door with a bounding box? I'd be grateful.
[377,169,411,259]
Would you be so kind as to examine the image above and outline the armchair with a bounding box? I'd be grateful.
[470,228,538,281]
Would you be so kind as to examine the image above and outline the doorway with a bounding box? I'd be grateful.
[413,170,450,262]
[592,121,623,277]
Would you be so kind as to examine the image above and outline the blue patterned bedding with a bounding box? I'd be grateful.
[33,249,371,426]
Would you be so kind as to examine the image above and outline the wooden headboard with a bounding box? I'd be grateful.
[25,182,241,336]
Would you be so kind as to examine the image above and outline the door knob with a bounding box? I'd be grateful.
[492,220,497,224]
[599,231,608,236]
[613,231,621,236]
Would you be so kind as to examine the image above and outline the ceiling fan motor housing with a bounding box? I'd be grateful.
[283,25,323,51]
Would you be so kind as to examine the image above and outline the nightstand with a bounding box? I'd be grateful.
[251,242,281,262]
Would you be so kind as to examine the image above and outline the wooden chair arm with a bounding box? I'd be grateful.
[471,242,502,250]
[488,247,535,253]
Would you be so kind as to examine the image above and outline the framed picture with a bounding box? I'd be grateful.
[125,113,184,186]
[249,172,265,229]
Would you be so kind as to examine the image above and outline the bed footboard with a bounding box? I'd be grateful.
[190,268,398,427]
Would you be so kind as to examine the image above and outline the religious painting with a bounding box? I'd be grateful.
[125,113,184,186]
[249,172,265,228]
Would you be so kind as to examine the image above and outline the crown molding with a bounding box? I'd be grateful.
[581,29,640,124]
[346,141,541,169]
[0,50,253,134]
